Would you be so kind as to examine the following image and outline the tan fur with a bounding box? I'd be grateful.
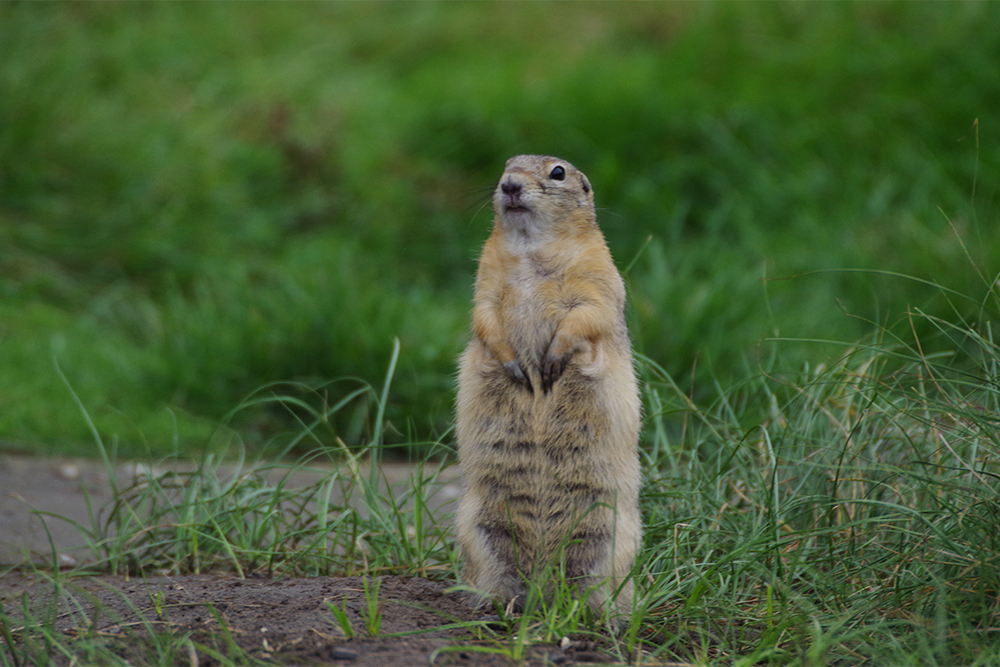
[455,155,642,619]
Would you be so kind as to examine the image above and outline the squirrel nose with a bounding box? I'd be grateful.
[501,179,522,196]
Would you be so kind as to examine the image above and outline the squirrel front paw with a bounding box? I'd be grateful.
[540,350,572,393]
[503,359,534,393]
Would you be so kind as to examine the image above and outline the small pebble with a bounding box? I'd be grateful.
[440,483,462,499]
[56,464,79,480]
[331,648,358,661]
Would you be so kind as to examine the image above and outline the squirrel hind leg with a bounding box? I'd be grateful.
[464,567,526,611]
[460,519,528,610]
[563,532,637,622]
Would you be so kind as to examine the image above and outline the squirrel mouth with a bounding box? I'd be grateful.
[502,196,531,214]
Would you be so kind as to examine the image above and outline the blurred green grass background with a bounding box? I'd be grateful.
[1,2,997,457]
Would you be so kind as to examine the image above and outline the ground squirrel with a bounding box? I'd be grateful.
[455,155,642,618]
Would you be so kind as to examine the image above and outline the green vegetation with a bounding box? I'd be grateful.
[2,4,1000,663]
[3,294,999,664]
[2,3,997,456]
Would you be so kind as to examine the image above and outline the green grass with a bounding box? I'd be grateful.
[2,3,999,455]
[2,5,1000,662]
[4,279,1000,665]
[635,283,1000,665]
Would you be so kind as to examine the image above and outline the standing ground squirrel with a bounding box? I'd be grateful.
[456,155,642,618]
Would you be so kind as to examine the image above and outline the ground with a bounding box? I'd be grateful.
[1,570,631,666]
[0,455,632,666]
[1,571,623,665]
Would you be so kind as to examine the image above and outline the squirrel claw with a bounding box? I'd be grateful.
[503,360,533,392]
[540,353,570,393]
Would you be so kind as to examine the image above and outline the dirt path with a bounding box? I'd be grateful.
[1,454,119,566]
[0,454,460,566]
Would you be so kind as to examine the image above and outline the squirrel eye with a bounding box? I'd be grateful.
[549,165,566,181]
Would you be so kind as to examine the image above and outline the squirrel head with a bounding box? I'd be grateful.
[493,155,596,241]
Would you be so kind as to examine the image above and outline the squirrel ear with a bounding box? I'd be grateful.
[580,175,591,194]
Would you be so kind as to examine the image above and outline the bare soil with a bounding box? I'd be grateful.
[0,456,629,665]
[2,571,622,665]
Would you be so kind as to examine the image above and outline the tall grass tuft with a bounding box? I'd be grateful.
[635,270,1000,664]
[40,345,458,580]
